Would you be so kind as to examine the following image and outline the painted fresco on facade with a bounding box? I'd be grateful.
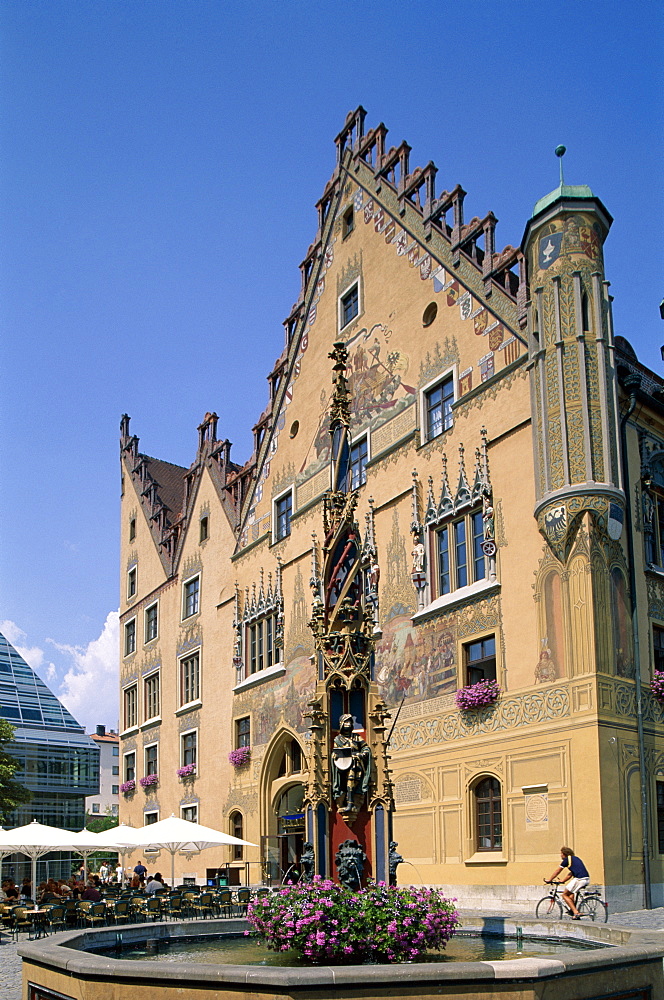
[376,607,456,706]
[235,653,315,746]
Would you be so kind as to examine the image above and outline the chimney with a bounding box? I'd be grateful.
[96,724,106,737]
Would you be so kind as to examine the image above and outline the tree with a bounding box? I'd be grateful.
[0,718,31,822]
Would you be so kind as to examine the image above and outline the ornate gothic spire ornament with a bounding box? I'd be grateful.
[304,344,393,881]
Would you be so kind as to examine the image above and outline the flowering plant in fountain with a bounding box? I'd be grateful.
[455,679,500,712]
[177,764,196,779]
[119,779,135,794]
[139,773,159,788]
[246,877,459,964]
[228,746,251,767]
[652,670,664,705]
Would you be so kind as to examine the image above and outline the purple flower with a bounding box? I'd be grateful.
[455,679,500,711]
[138,773,158,788]
[652,670,664,704]
[119,779,135,794]
[228,746,252,767]
[177,763,196,778]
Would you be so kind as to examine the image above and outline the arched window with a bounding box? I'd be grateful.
[475,777,502,852]
[230,811,244,860]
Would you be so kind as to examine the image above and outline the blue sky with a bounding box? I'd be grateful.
[1,0,662,734]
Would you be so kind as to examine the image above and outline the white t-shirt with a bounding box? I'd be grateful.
[145,879,164,895]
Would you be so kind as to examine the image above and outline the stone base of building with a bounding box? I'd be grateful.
[428,882,661,914]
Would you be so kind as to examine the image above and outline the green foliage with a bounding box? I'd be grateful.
[247,878,460,964]
[85,813,119,834]
[0,718,31,822]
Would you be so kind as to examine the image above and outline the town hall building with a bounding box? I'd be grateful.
[117,107,664,912]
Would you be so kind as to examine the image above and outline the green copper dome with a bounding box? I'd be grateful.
[532,183,595,218]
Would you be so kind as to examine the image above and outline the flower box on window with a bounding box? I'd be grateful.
[652,670,664,705]
[455,679,500,712]
[119,779,135,794]
[228,746,251,768]
[139,773,159,788]
[177,764,197,779]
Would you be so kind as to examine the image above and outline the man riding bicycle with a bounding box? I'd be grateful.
[545,846,589,919]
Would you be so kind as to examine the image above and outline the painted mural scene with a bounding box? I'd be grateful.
[2,6,664,999]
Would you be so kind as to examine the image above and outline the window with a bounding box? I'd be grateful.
[124,751,136,782]
[112,746,119,757]
[465,636,497,685]
[145,811,158,825]
[235,716,250,748]
[111,804,119,816]
[200,515,209,542]
[475,776,502,851]
[124,619,136,656]
[231,811,244,860]
[129,517,136,541]
[182,805,198,823]
[144,672,160,720]
[183,576,200,619]
[274,491,292,541]
[181,730,197,767]
[654,625,664,673]
[112,765,119,775]
[145,603,158,643]
[247,613,280,675]
[92,803,100,813]
[436,510,485,596]
[180,652,200,706]
[112,785,119,795]
[123,686,137,730]
[340,283,359,328]
[127,567,137,600]
[658,780,664,854]
[144,744,158,777]
[343,206,354,238]
[424,374,454,440]
[350,437,368,489]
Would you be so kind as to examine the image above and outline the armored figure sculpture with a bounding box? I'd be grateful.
[331,714,372,820]
[335,839,366,890]
[388,841,404,886]
[300,842,315,882]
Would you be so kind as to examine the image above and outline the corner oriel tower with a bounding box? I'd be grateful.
[304,342,394,885]
[522,149,624,561]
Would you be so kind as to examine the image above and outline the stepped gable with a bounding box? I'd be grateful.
[121,413,250,574]
[234,106,527,547]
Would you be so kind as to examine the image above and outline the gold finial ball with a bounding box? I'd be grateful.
[555,145,566,158]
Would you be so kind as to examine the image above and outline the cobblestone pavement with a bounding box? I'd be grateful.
[0,936,22,1000]
[2,909,663,1000]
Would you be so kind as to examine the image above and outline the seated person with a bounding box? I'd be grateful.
[145,872,165,894]
[80,880,102,902]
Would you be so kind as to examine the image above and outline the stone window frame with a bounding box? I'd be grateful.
[182,573,201,620]
[145,601,159,644]
[420,368,456,443]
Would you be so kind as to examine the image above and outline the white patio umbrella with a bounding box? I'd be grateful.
[127,814,256,886]
[91,823,144,885]
[0,821,103,899]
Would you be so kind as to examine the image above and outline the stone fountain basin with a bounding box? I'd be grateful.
[18,914,664,1000]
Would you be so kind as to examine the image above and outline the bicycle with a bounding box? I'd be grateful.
[535,880,608,922]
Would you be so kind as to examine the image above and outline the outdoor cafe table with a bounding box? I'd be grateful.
[25,908,50,940]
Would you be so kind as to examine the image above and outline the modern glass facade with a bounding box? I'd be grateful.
[0,632,100,881]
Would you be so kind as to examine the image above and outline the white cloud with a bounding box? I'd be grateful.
[0,619,46,673]
[50,611,120,734]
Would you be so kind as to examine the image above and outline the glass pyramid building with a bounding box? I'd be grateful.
[0,631,99,830]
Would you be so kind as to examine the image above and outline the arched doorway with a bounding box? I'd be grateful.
[260,732,306,883]
[276,784,305,879]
